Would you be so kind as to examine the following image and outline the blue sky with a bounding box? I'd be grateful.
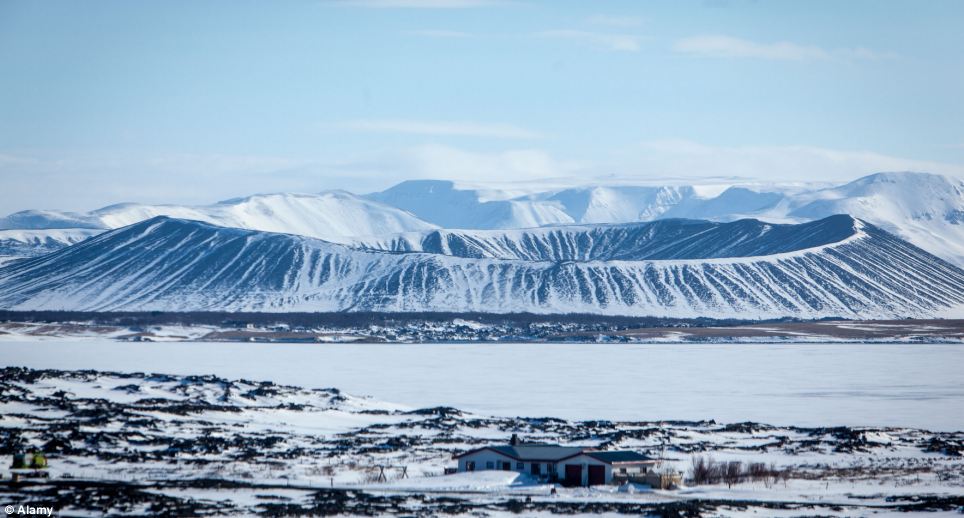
[1,0,962,213]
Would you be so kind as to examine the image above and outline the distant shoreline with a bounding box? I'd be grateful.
[1,311,961,343]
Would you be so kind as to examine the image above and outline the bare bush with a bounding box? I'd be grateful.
[690,456,712,485]
[722,461,744,488]
[690,457,790,488]
[747,462,767,481]
[690,456,723,485]
[361,467,384,484]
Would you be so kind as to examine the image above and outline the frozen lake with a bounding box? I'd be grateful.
[2,341,962,430]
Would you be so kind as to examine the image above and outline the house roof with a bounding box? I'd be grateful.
[455,443,652,464]
[584,451,654,464]
[454,443,582,461]
[491,445,585,461]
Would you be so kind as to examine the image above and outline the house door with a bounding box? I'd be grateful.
[587,465,606,486]
[563,464,582,487]
[501,461,512,471]
[530,463,541,476]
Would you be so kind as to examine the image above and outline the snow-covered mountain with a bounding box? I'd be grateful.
[0,191,436,242]
[0,209,104,230]
[366,180,701,229]
[0,228,101,266]
[532,185,698,223]
[4,172,962,267]
[783,172,964,266]
[365,173,964,266]
[366,180,574,229]
[1,215,961,318]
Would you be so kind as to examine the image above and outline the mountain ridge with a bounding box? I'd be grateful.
[354,215,862,262]
[1,215,961,319]
[0,191,436,242]
[3,171,962,266]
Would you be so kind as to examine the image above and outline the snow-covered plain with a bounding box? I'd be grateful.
[2,340,962,430]
[1,364,961,516]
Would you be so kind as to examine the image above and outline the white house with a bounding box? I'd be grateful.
[453,436,656,486]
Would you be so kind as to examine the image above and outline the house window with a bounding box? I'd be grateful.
[466,461,475,471]
[531,463,541,475]
[486,461,494,470]
[516,462,524,470]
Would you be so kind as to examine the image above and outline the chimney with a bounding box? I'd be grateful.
[510,434,519,446]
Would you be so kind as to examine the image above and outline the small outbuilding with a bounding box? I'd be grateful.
[453,435,656,486]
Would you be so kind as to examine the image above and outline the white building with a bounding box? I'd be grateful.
[454,436,656,486]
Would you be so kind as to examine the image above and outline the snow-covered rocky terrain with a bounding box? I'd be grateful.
[0,214,962,318]
[1,367,962,516]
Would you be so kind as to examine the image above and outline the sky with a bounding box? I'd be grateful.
[1,0,963,213]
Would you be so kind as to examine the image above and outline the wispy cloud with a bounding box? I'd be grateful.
[321,141,964,192]
[633,139,963,181]
[673,35,895,61]
[3,141,961,215]
[338,119,544,139]
[405,29,474,38]
[587,14,644,28]
[333,0,499,8]
[398,144,577,181]
[0,151,317,213]
[536,30,641,52]
[406,23,644,53]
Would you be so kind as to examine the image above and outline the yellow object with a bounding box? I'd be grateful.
[29,452,47,469]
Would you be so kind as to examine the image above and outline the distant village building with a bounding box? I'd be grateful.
[454,435,656,487]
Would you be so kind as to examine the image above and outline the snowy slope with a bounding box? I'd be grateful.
[366,180,574,229]
[0,209,103,230]
[0,228,101,266]
[0,191,436,242]
[784,172,964,266]
[535,185,697,223]
[1,215,962,318]
[356,217,860,262]
[658,173,964,264]
[366,181,700,228]
[367,172,964,266]
[660,187,789,221]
